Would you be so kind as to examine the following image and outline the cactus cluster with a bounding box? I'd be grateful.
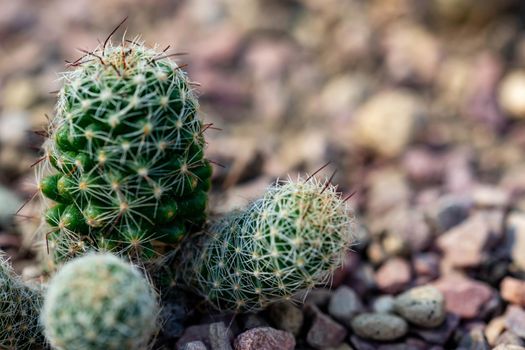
[37,40,211,263]
[178,176,355,312]
[24,29,357,349]
[42,253,160,350]
[0,255,45,349]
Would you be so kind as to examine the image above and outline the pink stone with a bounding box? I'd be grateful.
[375,257,412,294]
[501,277,525,306]
[433,274,494,319]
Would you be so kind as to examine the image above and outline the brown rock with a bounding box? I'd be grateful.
[375,257,412,294]
[306,305,348,349]
[437,212,502,268]
[366,168,410,216]
[501,277,525,306]
[234,327,295,350]
[433,274,494,319]
[351,90,425,158]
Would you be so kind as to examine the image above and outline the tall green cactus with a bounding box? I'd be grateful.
[0,255,46,349]
[42,253,159,350]
[37,40,211,263]
[178,176,355,312]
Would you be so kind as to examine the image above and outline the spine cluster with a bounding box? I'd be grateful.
[41,253,160,350]
[37,41,211,263]
[0,256,45,349]
[178,177,355,312]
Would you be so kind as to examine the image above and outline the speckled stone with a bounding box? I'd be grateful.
[351,313,408,341]
[394,285,446,328]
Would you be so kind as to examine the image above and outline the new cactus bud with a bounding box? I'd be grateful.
[0,255,46,349]
[37,39,211,263]
[178,176,355,312]
[42,253,160,350]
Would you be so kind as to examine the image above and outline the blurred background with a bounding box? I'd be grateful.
[3,1,525,342]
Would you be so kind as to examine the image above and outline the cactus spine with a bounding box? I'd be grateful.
[0,256,45,349]
[178,176,355,312]
[42,253,159,350]
[37,40,211,263]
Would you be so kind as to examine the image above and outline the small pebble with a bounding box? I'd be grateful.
[372,295,395,314]
[328,286,363,327]
[394,285,446,328]
[351,313,408,341]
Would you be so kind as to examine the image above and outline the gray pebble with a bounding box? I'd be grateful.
[372,295,395,314]
[351,313,408,341]
[328,286,363,327]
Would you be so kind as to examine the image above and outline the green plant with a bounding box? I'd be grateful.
[37,39,211,263]
[42,253,159,350]
[0,255,46,349]
[178,176,355,312]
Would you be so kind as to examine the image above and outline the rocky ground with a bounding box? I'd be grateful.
[3,0,525,349]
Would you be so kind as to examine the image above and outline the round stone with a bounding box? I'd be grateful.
[351,313,408,341]
[394,285,446,328]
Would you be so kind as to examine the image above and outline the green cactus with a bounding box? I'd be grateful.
[37,40,211,263]
[178,176,355,312]
[42,253,159,350]
[0,255,46,349]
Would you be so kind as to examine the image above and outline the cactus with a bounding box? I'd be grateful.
[0,255,46,349]
[37,39,211,263]
[178,176,355,312]
[42,253,159,350]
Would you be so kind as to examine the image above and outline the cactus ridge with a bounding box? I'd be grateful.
[37,39,211,263]
[42,253,160,350]
[0,255,46,349]
[179,176,355,312]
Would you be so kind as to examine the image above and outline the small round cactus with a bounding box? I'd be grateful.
[0,255,45,349]
[37,39,211,263]
[178,176,355,312]
[42,253,159,350]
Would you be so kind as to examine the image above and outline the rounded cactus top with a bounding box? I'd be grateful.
[42,253,159,350]
[180,176,356,312]
[38,40,212,263]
